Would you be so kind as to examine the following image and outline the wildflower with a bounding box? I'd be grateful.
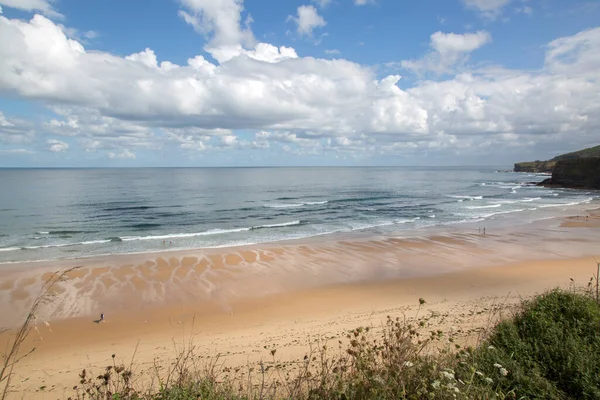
[403,361,414,368]
[499,368,509,376]
[441,370,455,380]
[475,371,484,377]
[485,377,493,384]
[487,345,495,350]
[493,363,503,369]
[431,380,441,389]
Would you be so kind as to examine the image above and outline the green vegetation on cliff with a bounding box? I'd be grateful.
[514,144,600,173]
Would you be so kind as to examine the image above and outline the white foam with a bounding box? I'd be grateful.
[448,195,483,201]
[0,247,21,253]
[538,198,593,208]
[466,204,502,209]
[264,201,327,208]
[253,220,301,229]
[121,227,252,241]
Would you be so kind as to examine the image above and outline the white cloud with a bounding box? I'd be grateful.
[514,5,532,15]
[402,31,491,74]
[0,7,599,162]
[108,149,136,159]
[0,111,34,144]
[83,30,99,39]
[0,0,61,18]
[312,0,332,8]
[0,148,35,155]
[47,139,68,152]
[463,0,511,19]
[354,0,375,5]
[288,5,326,37]
[178,0,255,62]
[324,49,341,55]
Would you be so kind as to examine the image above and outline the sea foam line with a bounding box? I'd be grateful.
[263,201,328,208]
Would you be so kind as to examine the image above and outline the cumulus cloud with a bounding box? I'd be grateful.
[463,0,511,19]
[288,5,326,37]
[47,139,68,152]
[0,3,599,163]
[0,0,62,18]
[0,111,34,144]
[178,0,255,63]
[108,149,136,159]
[402,31,491,75]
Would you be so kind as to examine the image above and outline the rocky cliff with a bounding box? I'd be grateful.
[514,145,600,174]
[514,161,555,173]
[537,157,600,189]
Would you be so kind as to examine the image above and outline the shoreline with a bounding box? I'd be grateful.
[1,205,600,327]
[0,194,595,267]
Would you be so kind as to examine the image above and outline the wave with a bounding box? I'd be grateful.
[356,207,377,211]
[48,230,90,235]
[0,247,21,253]
[466,204,502,209]
[264,201,327,208]
[251,220,301,230]
[480,209,525,218]
[104,206,155,212]
[538,198,593,208]
[448,195,483,201]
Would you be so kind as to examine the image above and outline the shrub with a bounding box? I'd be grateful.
[459,289,600,399]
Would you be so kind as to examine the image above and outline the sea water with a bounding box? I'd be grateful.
[0,167,595,263]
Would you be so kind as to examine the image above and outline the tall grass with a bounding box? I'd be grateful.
[1,267,79,400]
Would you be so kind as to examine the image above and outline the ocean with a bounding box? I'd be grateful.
[0,167,596,264]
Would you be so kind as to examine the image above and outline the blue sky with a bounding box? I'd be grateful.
[0,0,599,167]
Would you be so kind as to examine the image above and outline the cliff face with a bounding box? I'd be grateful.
[514,161,555,173]
[538,157,600,189]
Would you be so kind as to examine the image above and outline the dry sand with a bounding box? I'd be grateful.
[2,208,600,399]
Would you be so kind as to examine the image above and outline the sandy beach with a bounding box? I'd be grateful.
[1,207,600,399]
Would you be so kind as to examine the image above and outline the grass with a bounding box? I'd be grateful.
[3,272,600,399]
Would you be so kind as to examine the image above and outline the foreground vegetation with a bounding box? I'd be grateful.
[3,277,599,399]
[62,288,599,400]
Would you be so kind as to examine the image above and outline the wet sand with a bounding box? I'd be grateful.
[1,208,600,398]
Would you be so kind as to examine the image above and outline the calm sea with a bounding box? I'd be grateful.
[0,167,595,263]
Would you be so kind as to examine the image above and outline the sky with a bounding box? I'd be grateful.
[0,0,599,167]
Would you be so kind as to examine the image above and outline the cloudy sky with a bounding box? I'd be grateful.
[0,0,599,167]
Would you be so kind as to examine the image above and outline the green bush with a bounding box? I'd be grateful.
[460,289,600,399]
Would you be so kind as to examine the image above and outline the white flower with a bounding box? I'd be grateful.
[499,368,509,376]
[485,377,494,384]
[493,363,503,369]
[403,361,414,368]
[475,371,484,377]
[487,345,495,350]
[432,380,441,389]
[441,370,455,380]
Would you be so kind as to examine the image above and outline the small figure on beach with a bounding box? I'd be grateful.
[483,227,486,235]
[100,312,105,323]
